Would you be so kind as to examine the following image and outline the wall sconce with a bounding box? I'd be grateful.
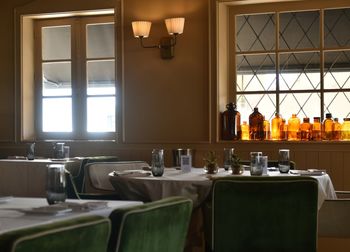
[132,17,185,59]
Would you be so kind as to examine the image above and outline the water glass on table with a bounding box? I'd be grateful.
[278,149,290,173]
[151,149,164,177]
[250,152,263,176]
[46,164,66,205]
[223,148,234,171]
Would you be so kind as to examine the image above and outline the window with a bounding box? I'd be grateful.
[231,6,350,122]
[34,15,115,140]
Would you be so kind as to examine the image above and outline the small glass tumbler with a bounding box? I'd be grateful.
[64,146,70,159]
[250,152,263,175]
[278,149,290,173]
[260,156,268,175]
[151,149,164,177]
[223,148,234,171]
[46,164,66,205]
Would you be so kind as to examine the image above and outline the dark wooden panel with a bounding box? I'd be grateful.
[330,152,344,190]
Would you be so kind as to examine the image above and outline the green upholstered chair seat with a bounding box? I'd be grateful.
[211,176,318,252]
[108,196,193,252]
[0,215,110,252]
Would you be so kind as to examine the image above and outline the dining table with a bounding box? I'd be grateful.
[0,197,143,235]
[109,167,337,209]
[109,167,337,252]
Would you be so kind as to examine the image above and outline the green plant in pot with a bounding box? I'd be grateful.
[203,151,218,174]
[230,153,243,175]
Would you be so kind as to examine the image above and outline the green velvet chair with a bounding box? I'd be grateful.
[74,156,119,193]
[65,156,119,199]
[108,196,193,252]
[211,176,318,252]
[0,215,110,252]
[65,170,120,200]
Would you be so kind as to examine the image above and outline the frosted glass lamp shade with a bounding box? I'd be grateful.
[132,21,152,38]
[165,17,185,35]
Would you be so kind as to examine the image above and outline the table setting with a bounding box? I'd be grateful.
[0,197,142,235]
[108,148,337,209]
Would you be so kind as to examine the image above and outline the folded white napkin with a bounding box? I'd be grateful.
[59,201,108,211]
[112,170,151,177]
[290,169,326,176]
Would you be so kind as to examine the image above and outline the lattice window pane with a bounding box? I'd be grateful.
[236,54,276,92]
[279,11,319,49]
[324,51,350,89]
[325,8,350,48]
[279,93,320,118]
[324,92,350,119]
[236,13,275,52]
[237,94,276,122]
[279,52,320,91]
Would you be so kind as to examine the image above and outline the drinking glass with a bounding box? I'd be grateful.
[278,149,290,173]
[260,155,268,175]
[46,164,66,205]
[151,149,164,177]
[250,152,263,175]
[223,148,234,171]
[173,149,193,168]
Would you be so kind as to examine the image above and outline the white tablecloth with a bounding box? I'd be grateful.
[0,197,142,234]
[109,168,337,209]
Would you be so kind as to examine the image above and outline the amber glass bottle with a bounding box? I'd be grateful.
[263,117,270,140]
[249,107,264,140]
[288,114,300,140]
[300,117,312,141]
[241,121,250,140]
[271,113,282,140]
[322,113,333,141]
[280,119,288,140]
[341,118,350,141]
[333,118,341,141]
[312,117,322,141]
[221,103,241,140]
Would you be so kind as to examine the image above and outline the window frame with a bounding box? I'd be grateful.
[34,15,116,140]
[227,2,350,122]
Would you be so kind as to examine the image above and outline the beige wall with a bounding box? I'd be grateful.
[0,0,350,191]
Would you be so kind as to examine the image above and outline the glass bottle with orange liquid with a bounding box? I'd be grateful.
[221,103,241,140]
[249,107,264,140]
[333,118,341,140]
[341,118,350,141]
[241,121,250,140]
[300,117,312,141]
[288,114,300,140]
[312,117,322,141]
[322,113,333,141]
[263,117,270,140]
[280,119,288,140]
[271,113,282,140]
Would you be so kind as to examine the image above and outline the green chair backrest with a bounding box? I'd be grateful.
[0,215,110,252]
[108,196,193,252]
[73,156,119,194]
[212,176,318,252]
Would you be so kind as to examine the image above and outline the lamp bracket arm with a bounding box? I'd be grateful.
[139,37,159,49]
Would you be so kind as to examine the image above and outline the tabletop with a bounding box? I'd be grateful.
[109,167,337,209]
[0,197,143,234]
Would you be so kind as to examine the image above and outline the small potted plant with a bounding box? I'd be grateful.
[231,153,243,175]
[203,151,218,174]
